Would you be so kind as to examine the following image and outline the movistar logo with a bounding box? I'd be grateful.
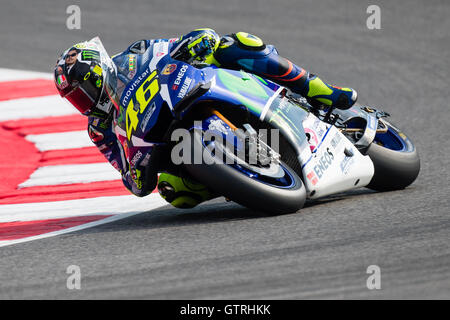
[121,67,151,106]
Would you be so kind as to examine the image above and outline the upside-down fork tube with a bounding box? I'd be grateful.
[209,108,238,131]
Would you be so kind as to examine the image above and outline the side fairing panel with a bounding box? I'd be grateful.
[200,71,375,198]
[301,113,374,198]
[200,68,281,116]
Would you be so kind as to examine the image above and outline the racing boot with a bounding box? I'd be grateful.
[303,74,357,110]
[157,172,216,209]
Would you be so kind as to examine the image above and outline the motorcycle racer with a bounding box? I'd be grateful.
[54,29,357,208]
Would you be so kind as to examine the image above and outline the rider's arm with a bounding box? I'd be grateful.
[169,28,221,65]
[88,110,158,197]
[87,109,149,197]
[88,110,128,174]
[124,29,220,65]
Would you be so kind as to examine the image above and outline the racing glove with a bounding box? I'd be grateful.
[122,166,151,197]
[121,147,161,198]
[171,29,220,64]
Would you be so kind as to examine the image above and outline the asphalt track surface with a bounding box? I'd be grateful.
[0,0,449,299]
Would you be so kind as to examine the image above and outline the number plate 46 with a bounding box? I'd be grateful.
[126,70,160,140]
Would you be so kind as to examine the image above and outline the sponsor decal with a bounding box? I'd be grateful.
[162,64,177,75]
[81,49,100,61]
[130,150,143,166]
[140,102,157,131]
[312,118,321,129]
[125,70,160,140]
[128,55,137,71]
[330,132,342,149]
[56,74,68,89]
[177,77,192,99]
[74,42,99,50]
[316,126,325,139]
[340,156,355,175]
[128,69,136,79]
[304,128,319,151]
[92,64,103,76]
[140,153,151,167]
[313,148,335,179]
[172,64,189,91]
[121,67,151,106]
[127,55,137,79]
[307,171,319,186]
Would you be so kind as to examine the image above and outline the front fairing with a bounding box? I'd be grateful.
[112,41,206,166]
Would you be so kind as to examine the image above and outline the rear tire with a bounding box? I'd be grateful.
[366,122,420,191]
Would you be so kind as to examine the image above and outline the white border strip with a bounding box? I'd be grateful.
[18,163,120,188]
[0,95,77,121]
[25,130,93,152]
[0,194,168,248]
[0,68,53,82]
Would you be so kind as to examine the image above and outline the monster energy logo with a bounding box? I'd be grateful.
[81,50,100,61]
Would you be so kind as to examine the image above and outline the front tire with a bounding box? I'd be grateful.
[184,130,306,214]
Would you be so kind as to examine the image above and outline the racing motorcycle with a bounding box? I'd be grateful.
[100,38,420,214]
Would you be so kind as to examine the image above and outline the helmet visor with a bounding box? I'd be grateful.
[64,78,101,115]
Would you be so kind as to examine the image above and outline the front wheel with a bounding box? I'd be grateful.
[183,130,306,214]
[366,119,420,191]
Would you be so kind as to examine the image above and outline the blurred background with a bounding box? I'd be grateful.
[1,0,448,113]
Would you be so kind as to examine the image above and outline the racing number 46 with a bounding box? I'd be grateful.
[126,70,159,139]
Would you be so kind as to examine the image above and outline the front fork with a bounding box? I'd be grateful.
[200,108,281,167]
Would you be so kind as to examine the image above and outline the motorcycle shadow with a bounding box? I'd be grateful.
[87,198,267,233]
[85,189,377,234]
[303,188,378,209]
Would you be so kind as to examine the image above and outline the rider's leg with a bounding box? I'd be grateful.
[157,172,216,209]
[212,32,357,110]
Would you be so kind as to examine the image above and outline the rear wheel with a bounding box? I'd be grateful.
[366,120,420,191]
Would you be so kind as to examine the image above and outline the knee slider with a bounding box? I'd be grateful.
[233,32,265,51]
[157,173,210,209]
